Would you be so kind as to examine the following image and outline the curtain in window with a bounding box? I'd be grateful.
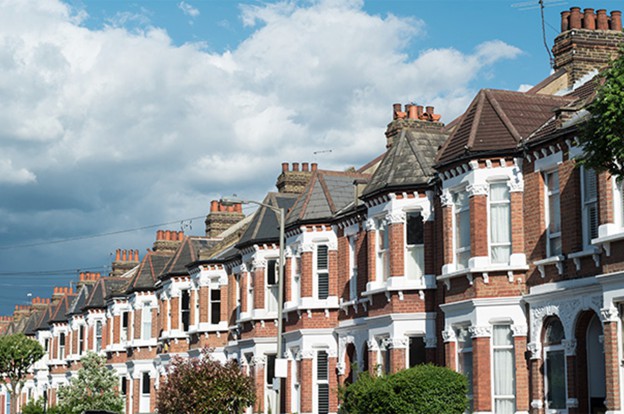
[493,326,515,414]
[490,184,511,263]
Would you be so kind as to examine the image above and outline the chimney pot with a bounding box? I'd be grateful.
[235,204,242,213]
[165,230,172,241]
[311,163,318,171]
[597,9,609,30]
[611,11,622,31]
[115,250,120,261]
[570,7,582,29]
[302,162,309,171]
[122,250,127,261]
[392,103,402,119]
[407,105,418,119]
[292,162,299,172]
[561,10,571,32]
[282,162,289,172]
[583,8,596,29]
[210,200,218,212]
[416,105,424,118]
[157,230,163,241]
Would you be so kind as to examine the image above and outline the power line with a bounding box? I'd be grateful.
[0,265,109,277]
[0,215,208,251]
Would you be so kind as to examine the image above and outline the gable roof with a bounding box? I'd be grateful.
[436,89,573,167]
[24,310,43,336]
[49,294,77,324]
[83,278,128,310]
[286,170,370,226]
[362,125,448,198]
[159,237,212,280]
[236,192,298,249]
[126,251,171,293]
[67,285,92,316]
[34,304,54,331]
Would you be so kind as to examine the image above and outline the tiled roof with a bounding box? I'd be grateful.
[84,278,128,310]
[126,252,171,293]
[160,237,212,280]
[236,193,298,248]
[286,170,370,226]
[362,126,448,198]
[34,305,54,331]
[24,311,43,336]
[436,89,573,167]
[67,285,92,316]
[49,294,77,324]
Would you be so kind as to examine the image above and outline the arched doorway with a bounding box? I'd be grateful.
[586,314,606,413]
[543,317,566,411]
[345,343,357,385]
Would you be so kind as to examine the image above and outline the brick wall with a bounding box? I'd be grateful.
[389,222,405,277]
[470,195,488,257]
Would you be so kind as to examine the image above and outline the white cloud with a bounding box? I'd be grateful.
[0,0,523,283]
[518,84,533,92]
[178,1,199,18]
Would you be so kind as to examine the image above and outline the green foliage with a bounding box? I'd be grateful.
[56,352,124,414]
[578,48,624,177]
[0,333,45,414]
[20,397,69,414]
[339,364,468,414]
[157,348,255,414]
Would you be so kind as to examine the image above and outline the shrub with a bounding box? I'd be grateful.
[340,364,468,414]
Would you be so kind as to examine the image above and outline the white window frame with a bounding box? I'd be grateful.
[376,219,390,281]
[581,167,598,248]
[246,262,254,313]
[314,349,330,414]
[614,176,624,228]
[141,306,152,341]
[292,255,301,304]
[405,210,425,280]
[544,169,562,257]
[78,324,85,355]
[265,257,279,313]
[348,235,358,300]
[210,284,221,325]
[179,289,190,332]
[488,182,512,264]
[491,325,515,413]
[315,244,330,300]
[95,320,103,352]
[120,311,129,342]
[58,332,66,360]
[453,191,471,270]
[455,327,473,409]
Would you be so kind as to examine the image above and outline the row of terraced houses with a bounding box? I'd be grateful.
[1,7,624,414]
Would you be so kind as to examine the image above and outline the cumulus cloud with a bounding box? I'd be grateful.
[0,0,522,300]
[178,1,199,18]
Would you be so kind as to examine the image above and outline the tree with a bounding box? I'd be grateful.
[56,352,124,414]
[157,348,255,414]
[578,48,624,177]
[0,333,45,414]
[340,364,468,414]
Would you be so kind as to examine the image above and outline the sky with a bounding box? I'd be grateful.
[0,0,618,315]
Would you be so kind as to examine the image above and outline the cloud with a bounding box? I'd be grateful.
[178,1,199,18]
[0,0,522,303]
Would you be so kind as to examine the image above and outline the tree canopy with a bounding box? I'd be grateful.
[0,333,45,414]
[578,49,624,177]
[157,348,255,414]
[56,352,124,414]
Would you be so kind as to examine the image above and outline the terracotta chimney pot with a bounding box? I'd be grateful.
[561,10,571,32]
[311,163,318,171]
[210,200,218,212]
[281,162,289,172]
[611,11,622,31]
[292,162,299,172]
[570,7,582,29]
[156,230,163,241]
[597,9,609,30]
[583,8,596,29]
[392,103,402,119]
[426,106,434,115]
[416,105,424,118]
[165,230,171,241]
[115,250,120,261]
[302,162,309,172]
[408,105,418,120]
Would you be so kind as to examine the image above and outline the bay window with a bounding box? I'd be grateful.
[180,289,190,331]
[544,170,562,256]
[490,183,511,263]
[210,287,221,324]
[581,167,598,247]
[141,306,152,340]
[454,192,470,269]
[492,325,515,413]
[406,211,424,279]
[317,245,329,299]
[376,219,390,280]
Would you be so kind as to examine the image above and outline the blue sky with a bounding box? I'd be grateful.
[0,0,619,315]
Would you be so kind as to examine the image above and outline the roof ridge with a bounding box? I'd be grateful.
[317,173,336,214]
[485,89,522,142]
[467,91,485,150]
[299,173,318,221]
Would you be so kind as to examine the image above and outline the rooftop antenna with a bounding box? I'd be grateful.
[313,149,333,155]
[512,0,566,69]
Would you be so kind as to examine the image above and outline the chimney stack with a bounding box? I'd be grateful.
[553,7,624,87]
[111,248,141,276]
[385,103,444,148]
[205,202,245,239]
[275,162,315,194]
[153,230,186,253]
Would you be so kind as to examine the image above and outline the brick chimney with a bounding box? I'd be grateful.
[553,7,624,87]
[204,202,245,238]
[51,286,73,304]
[275,162,315,194]
[0,316,13,335]
[12,304,31,322]
[385,103,443,148]
[31,297,51,312]
[111,248,140,277]
[153,230,185,253]
[77,272,102,288]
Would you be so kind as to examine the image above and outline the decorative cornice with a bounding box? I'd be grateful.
[527,342,541,360]
[562,338,577,356]
[251,258,267,271]
[511,324,528,337]
[441,328,456,343]
[385,211,406,224]
[366,339,380,351]
[299,350,315,360]
[467,184,488,197]
[508,179,524,193]
[440,189,453,207]
[601,306,619,323]
[469,325,492,338]
[383,337,408,349]
[300,243,315,253]
[365,218,376,232]
[251,356,266,366]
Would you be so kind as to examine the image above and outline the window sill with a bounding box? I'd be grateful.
[362,275,436,299]
[533,255,565,278]
[127,338,158,348]
[283,297,340,314]
[105,343,127,353]
[195,322,228,332]
[567,247,600,270]
[437,263,529,289]
[592,224,624,256]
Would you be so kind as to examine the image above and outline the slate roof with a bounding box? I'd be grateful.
[160,237,212,280]
[67,285,92,316]
[49,294,77,324]
[126,252,171,293]
[436,89,573,167]
[236,193,298,249]
[286,170,370,226]
[84,278,128,310]
[34,304,54,331]
[24,310,43,336]
[362,126,448,198]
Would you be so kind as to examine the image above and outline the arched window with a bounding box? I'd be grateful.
[543,318,566,410]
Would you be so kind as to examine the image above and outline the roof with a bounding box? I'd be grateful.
[84,278,128,310]
[34,305,54,331]
[24,310,43,336]
[126,251,171,293]
[436,89,573,167]
[49,294,77,324]
[286,169,370,226]
[236,193,298,248]
[362,125,448,198]
[67,285,92,316]
[160,237,212,280]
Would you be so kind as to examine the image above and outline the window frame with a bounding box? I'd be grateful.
[141,306,152,341]
[210,286,221,325]
[488,182,512,264]
[265,258,280,312]
[580,166,599,248]
[95,320,103,352]
[544,169,562,257]
[315,350,330,414]
[58,332,66,360]
[491,325,516,413]
[348,235,358,300]
[315,244,330,300]
[405,210,425,279]
[455,327,473,410]
[376,219,390,281]
[543,320,567,411]
[453,191,471,270]
[180,289,191,332]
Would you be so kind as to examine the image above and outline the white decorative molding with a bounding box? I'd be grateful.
[562,338,577,356]
[467,184,488,197]
[327,349,337,358]
[299,350,315,360]
[327,241,338,251]
[384,337,408,349]
[529,296,602,345]
[527,342,542,360]
[440,189,453,207]
[508,179,524,193]
[469,325,492,338]
[601,306,619,323]
[365,218,376,232]
[251,258,267,271]
[252,356,266,366]
[367,339,380,351]
[531,399,544,409]
[441,328,456,343]
[511,325,528,337]
[336,362,346,376]
[385,211,406,224]
[300,243,315,253]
